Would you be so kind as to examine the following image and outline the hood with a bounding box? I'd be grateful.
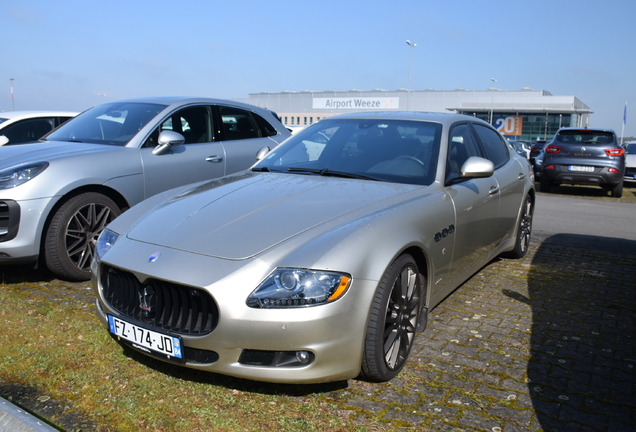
[0,141,117,166]
[127,172,417,259]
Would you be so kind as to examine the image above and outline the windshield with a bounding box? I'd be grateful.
[556,130,615,145]
[254,118,442,186]
[45,102,166,146]
[626,143,636,154]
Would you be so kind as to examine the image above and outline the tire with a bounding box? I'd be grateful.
[610,181,623,198]
[502,194,533,259]
[360,254,422,382]
[44,192,121,281]
[539,176,552,193]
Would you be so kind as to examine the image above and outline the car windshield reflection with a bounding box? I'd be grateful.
[45,102,166,146]
[254,118,442,186]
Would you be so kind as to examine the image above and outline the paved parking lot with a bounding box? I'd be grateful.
[1,203,635,431]
[336,240,635,431]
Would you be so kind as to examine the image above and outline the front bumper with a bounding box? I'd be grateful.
[0,197,56,263]
[91,246,377,384]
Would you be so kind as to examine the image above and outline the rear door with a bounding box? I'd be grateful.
[214,105,281,175]
[472,123,527,242]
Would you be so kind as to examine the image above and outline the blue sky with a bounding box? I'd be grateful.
[2,0,635,136]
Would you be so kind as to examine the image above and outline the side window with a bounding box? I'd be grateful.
[473,124,509,168]
[1,118,55,144]
[57,116,74,126]
[253,112,280,137]
[447,123,481,183]
[143,106,211,148]
[219,107,260,141]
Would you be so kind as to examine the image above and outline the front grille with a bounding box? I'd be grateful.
[101,265,218,335]
[626,167,636,177]
[0,200,20,243]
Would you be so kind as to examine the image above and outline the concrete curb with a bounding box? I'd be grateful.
[0,397,59,432]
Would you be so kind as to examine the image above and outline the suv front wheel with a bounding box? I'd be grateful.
[44,192,121,281]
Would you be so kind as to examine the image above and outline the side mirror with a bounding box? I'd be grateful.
[255,146,271,161]
[0,136,9,146]
[152,130,185,155]
[459,156,494,179]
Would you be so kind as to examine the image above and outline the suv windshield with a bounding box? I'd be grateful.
[555,130,615,145]
[45,102,166,146]
[254,118,442,186]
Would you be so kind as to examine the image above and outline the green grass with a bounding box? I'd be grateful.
[535,181,636,203]
[0,287,368,432]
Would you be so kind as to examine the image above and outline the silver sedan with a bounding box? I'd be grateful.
[92,112,535,383]
[0,97,290,280]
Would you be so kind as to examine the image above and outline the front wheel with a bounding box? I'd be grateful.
[44,192,121,281]
[360,254,422,382]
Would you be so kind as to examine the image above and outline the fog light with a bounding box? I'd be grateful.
[296,351,310,364]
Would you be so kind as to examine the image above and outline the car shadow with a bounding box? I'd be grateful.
[503,234,635,431]
[116,341,348,396]
[0,263,59,284]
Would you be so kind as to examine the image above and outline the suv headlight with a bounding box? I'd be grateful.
[0,162,49,189]
[95,228,119,263]
[246,268,351,308]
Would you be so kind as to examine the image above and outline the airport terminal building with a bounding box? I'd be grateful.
[236,88,592,141]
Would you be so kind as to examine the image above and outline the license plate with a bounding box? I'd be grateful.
[568,165,594,172]
[108,314,183,362]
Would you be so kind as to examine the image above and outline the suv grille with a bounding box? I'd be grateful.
[100,265,218,335]
[0,200,20,243]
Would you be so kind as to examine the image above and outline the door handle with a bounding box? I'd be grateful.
[205,156,223,163]
[489,186,500,195]
[518,173,526,179]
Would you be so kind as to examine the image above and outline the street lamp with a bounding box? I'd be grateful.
[9,78,14,111]
[406,40,416,110]
[489,78,497,124]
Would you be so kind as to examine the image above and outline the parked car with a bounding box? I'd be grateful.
[0,97,290,281]
[624,142,636,183]
[0,111,77,145]
[529,139,547,165]
[538,128,625,197]
[91,112,535,384]
[508,140,530,159]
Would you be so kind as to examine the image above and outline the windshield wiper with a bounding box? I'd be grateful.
[287,167,377,181]
[251,166,270,172]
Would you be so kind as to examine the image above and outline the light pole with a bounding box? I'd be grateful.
[406,40,416,110]
[9,78,14,111]
[489,78,497,124]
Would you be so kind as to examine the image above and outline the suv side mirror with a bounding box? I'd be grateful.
[152,130,185,155]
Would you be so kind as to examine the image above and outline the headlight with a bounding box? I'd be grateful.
[95,229,119,263]
[246,268,351,308]
[0,162,49,189]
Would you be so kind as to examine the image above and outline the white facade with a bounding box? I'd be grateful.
[235,88,592,141]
